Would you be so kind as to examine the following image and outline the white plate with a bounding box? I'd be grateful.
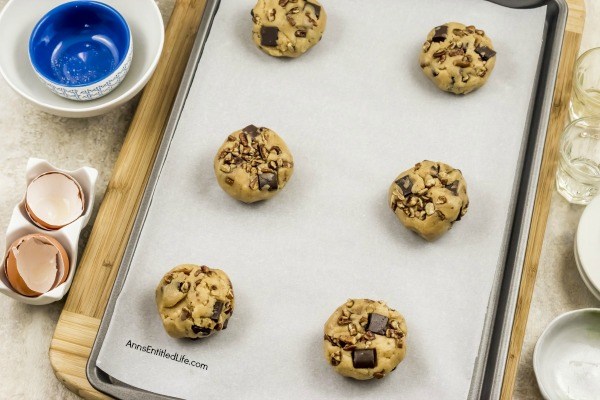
[534,309,600,400]
[0,0,164,118]
[576,195,600,299]
[575,235,600,301]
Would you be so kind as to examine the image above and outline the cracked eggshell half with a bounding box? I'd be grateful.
[4,234,70,297]
[25,172,85,230]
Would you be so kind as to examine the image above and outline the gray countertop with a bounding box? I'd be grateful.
[0,1,598,398]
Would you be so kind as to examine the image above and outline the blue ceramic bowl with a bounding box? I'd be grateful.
[29,1,133,101]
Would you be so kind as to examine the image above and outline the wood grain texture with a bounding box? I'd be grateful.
[48,0,584,398]
[49,0,207,398]
[500,0,586,398]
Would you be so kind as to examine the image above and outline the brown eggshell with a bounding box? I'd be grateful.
[4,234,70,297]
[25,172,85,230]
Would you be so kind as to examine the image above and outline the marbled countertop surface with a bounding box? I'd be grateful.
[0,1,598,399]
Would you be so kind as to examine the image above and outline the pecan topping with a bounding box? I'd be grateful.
[433,49,446,59]
[448,48,465,57]
[454,60,471,68]
[180,308,190,321]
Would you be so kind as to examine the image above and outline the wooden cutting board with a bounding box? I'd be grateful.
[48,0,586,398]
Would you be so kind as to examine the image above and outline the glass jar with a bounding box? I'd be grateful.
[556,116,600,205]
[570,48,600,121]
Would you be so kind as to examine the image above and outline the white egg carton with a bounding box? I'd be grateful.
[0,158,97,305]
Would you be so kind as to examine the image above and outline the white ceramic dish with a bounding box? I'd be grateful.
[0,0,164,118]
[576,194,600,300]
[575,235,600,301]
[0,158,98,305]
[534,309,600,400]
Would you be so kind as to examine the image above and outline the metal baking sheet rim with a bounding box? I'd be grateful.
[86,1,568,399]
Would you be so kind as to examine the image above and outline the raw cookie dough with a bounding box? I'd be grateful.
[389,161,469,241]
[251,0,327,58]
[419,22,497,94]
[214,125,294,203]
[155,264,234,339]
[323,299,407,380]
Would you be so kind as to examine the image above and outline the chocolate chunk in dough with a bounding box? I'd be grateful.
[367,313,389,336]
[305,1,322,19]
[261,26,279,47]
[395,176,413,197]
[431,25,448,42]
[259,172,278,191]
[243,124,261,138]
[446,180,460,195]
[475,46,497,61]
[353,349,377,369]
[211,301,224,322]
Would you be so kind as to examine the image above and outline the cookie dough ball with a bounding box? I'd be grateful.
[155,264,234,339]
[214,125,294,203]
[389,161,469,241]
[419,23,497,94]
[251,0,327,58]
[323,299,407,380]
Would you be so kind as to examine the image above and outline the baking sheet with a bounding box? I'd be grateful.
[94,0,548,398]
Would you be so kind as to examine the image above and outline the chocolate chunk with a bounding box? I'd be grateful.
[250,9,254,17]
[395,176,413,197]
[432,25,448,43]
[446,180,460,195]
[352,349,377,369]
[243,124,260,138]
[367,313,389,336]
[259,172,278,191]
[475,46,496,61]
[260,26,279,47]
[211,301,224,322]
[191,325,212,335]
[305,1,321,19]
[222,318,229,330]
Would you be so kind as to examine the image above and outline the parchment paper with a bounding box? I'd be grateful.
[96,1,547,398]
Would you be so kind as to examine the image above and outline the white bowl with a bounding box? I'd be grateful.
[575,195,600,300]
[534,309,600,400]
[0,0,164,118]
[574,236,600,301]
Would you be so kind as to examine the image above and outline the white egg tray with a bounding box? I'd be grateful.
[0,158,97,305]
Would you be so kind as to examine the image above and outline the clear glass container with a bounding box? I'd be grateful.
[570,48,600,121]
[556,116,600,205]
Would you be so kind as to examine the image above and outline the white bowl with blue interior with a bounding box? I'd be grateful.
[0,0,163,117]
[29,1,132,101]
